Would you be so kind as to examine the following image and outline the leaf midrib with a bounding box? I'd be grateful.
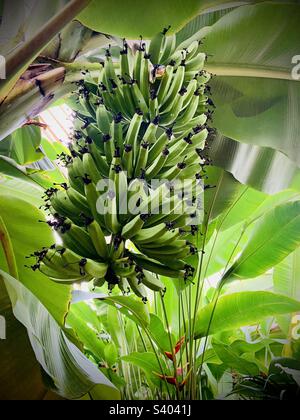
[205,63,297,81]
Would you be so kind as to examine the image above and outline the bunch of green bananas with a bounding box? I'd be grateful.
[30,30,213,301]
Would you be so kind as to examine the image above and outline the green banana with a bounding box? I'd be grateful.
[140,271,165,292]
[149,94,159,121]
[129,253,185,279]
[111,115,124,152]
[140,227,180,247]
[160,64,185,110]
[124,111,143,151]
[122,82,136,117]
[87,220,108,259]
[104,190,120,234]
[159,91,186,125]
[84,179,106,228]
[181,78,198,111]
[173,114,207,134]
[122,144,134,178]
[186,40,200,60]
[121,214,147,239]
[82,152,103,185]
[86,138,110,177]
[96,104,112,134]
[134,142,149,178]
[118,277,131,294]
[82,258,108,279]
[147,130,172,164]
[127,275,148,301]
[103,134,115,164]
[176,92,200,125]
[36,30,211,299]
[140,54,150,103]
[158,162,186,181]
[130,80,149,115]
[149,29,167,64]
[57,221,99,259]
[160,34,176,64]
[133,44,144,85]
[79,94,96,118]
[157,65,174,104]
[133,223,169,244]
[146,148,169,179]
[185,53,206,72]
[39,263,91,283]
[66,187,92,218]
[120,41,132,82]
[50,189,83,225]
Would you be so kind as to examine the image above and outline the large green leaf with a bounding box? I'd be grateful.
[1,270,119,400]
[210,135,300,194]
[212,342,259,376]
[220,189,299,233]
[79,0,263,39]
[273,249,300,334]
[0,177,43,204]
[67,302,106,361]
[223,201,300,281]
[204,166,243,222]
[175,5,237,46]
[78,0,204,38]
[0,1,69,56]
[72,291,150,328]
[0,192,71,325]
[122,352,167,387]
[194,291,300,339]
[0,125,44,165]
[148,314,175,353]
[273,249,300,301]
[203,224,248,279]
[203,3,300,165]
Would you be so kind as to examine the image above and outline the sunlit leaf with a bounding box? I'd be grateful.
[194,291,300,338]
[224,201,300,281]
[0,192,71,325]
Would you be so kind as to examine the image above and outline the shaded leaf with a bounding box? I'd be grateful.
[203,3,300,165]
[1,270,119,400]
[212,342,260,375]
[122,352,167,387]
